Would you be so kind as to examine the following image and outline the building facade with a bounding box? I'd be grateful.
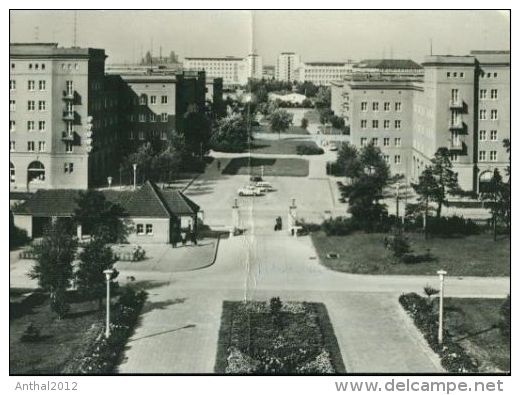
[183,56,249,86]
[275,52,301,82]
[330,51,510,192]
[9,43,120,191]
[295,61,353,86]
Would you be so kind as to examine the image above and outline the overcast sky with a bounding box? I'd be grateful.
[10,10,509,65]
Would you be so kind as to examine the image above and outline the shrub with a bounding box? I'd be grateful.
[423,285,440,300]
[269,297,282,317]
[384,234,411,258]
[427,215,480,236]
[322,217,356,236]
[10,212,29,250]
[296,144,324,155]
[499,295,510,337]
[300,118,309,129]
[296,220,321,235]
[399,293,478,372]
[20,323,41,342]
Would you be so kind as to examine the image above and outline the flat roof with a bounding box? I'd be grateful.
[184,56,243,61]
[10,43,106,59]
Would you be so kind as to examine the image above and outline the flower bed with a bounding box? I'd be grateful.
[62,287,147,374]
[214,299,345,374]
[399,293,478,373]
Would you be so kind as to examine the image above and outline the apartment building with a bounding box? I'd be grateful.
[296,61,353,86]
[330,51,510,192]
[183,56,249,86]
[275,52,301,82]
[9,43,119,191]
[245,54,263,80]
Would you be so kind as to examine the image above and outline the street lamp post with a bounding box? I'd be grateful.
[437,270,447,344]
[132,163,137,190]
[107,176,113,188]
[395,182,401,232]
[103,269,114,338]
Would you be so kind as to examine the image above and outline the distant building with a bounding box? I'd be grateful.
[275,52,301,82]
[183,56,250,86]
[268,92,307,105]
[295,61,353,86]
[245,54,263,80]
[330,51,510,192]
[262,65,275,79]
[13,180,200,244]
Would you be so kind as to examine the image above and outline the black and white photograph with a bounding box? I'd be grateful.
[7,6,512,390]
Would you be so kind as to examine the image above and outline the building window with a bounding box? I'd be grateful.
[372,120,379,129]
[9,80,16,90]
[27,141,35,152]
[394,120,401,129]
[161,96,168,104]
[139,131,145,140]
[446,72,451,78]
[451,154,459,162]
[490,89,498,99]
[479,89,487,99]
[161,131,168,140]
[149,113,157,122]
[161,113,168,122]
[41,63,45,70]
[394,137,401,147]
[27,101,35,111]
[490,110,498,120]
[384,102,390,111]
[38,121,46,131]
[139,113,146,122]
[372,138,379,146]
[65,141,73,153]
[129,131,134,140]
[361,120,367,129]
[146,224,153,234]
[384,120,390,129]
[383,155,390,163]
[139,94,147,105]
[490,130,498,141]
[28,80,35,91]
[64,162,74,173]
[360,137,367,147]
[479,130,487,141]
[479,151,486,161]
[66,81,73,95]
[361,102,367,111]
[490,151,497,161]
[394,155,401,165]
[136,224,144,235]
[10,162,15,183]
[383,137,390,146]
[10,121,15,132]
[150,95,157,104]
[38,101,46,111]
[494,72,498,78]
[39,80,46,91]
[10,100,15,111]
[479,110,487,120]
[395,102,402,112]
[453,72,458,77]
[372,102,379,111]
[460,72,465,78]
[27,121,35,132]
[38,141,46,152]
[10,141,15,152]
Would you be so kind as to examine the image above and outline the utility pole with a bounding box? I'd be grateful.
[437,270,447,344]
[395,182,401,232]
[103,269,114,338]
[73,11,78,47]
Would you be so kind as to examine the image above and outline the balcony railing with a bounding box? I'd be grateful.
[449,139,463,151]
[62,90,75,100]
[449,119,465,131]
[449,98,463,109]
[62,131,75,141]
[62,111,75,121]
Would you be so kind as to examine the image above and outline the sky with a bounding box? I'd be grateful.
[10,10,510,65]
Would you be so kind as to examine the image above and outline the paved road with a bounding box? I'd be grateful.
[117,156,508,373]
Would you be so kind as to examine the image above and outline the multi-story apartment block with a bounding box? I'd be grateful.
[262,65,275,80]
[331,51,510,193]
[245,54,263,80]
[9,43,119,191]
[183,56,249,86]
[275,52,301,82]
[296,61,353,86]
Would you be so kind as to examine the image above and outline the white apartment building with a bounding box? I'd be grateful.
[296,61,353,86]
[275,52,301,82]
[183,54,263,86]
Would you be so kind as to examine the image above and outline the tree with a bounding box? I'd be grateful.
[335,142,362,179]
[211,114,250,153]
[411,167,437,238]
[314,86,331,109]
[270,109,293,139]
[125,142,155,182]
[141,50,152,65]
[481,169,510,240]
[29,220,77,319]
[182,104,212,157]
[414,148,460,219]
[168,51,179,64]
[300,117,309,130]
[74,190,129,243]
[359,143,390,192]
[76,237,118,309]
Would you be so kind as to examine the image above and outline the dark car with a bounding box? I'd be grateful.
[250,175,263,182]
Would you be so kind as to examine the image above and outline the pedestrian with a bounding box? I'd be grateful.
[217,160,221,171]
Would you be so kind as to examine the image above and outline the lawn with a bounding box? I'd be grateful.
[444,298,510,372]
[311,231,510,276]
[214,300,345,374]
[222,157,309,177]
[10,290,104,374]
[303,109,321,124]
[253,124,310,135]
[250,139,322,155]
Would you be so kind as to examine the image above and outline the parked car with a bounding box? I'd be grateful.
[250,175,263,182]
[238,185,262,196]
[255,181,274,192]
[329,143,339,151]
